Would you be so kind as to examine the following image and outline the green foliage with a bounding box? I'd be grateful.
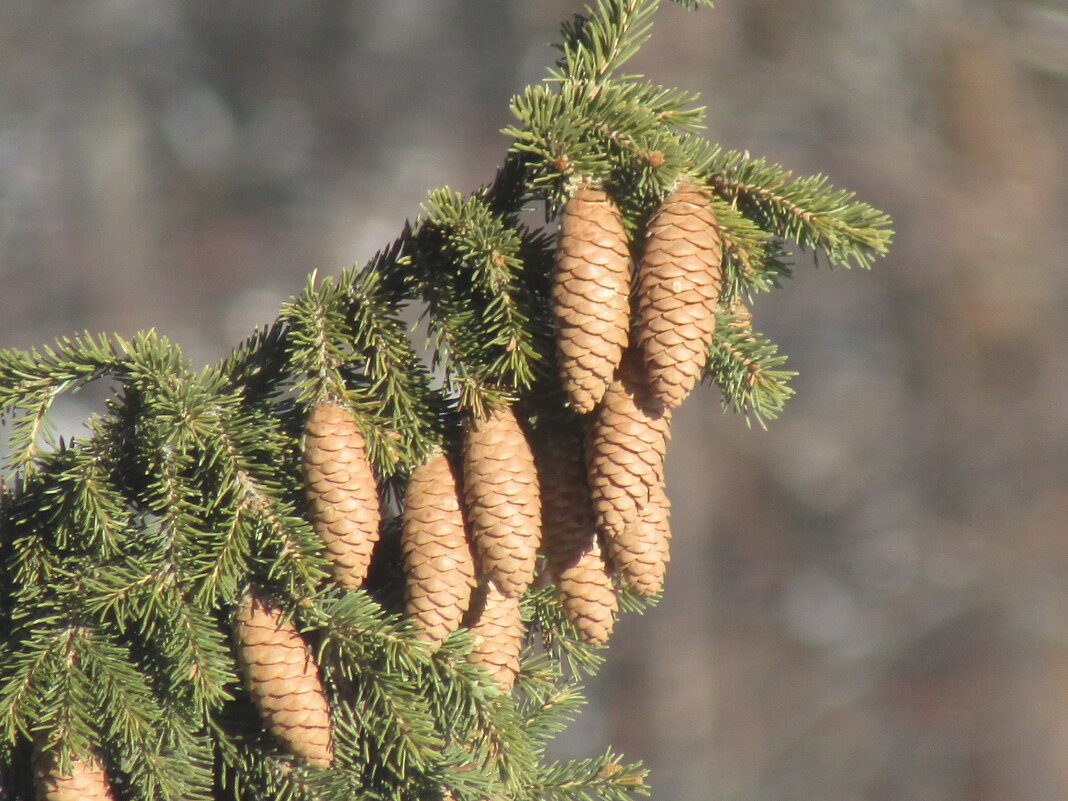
[0,1,890,800]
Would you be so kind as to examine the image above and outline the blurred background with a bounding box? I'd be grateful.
[2,1,1067,799]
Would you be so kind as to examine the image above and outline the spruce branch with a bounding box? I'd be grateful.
[706,151,893,269]
[420,189,548,393]
[708,195,792,298]
[0,333,122,474]
[705,306,796,427]
[534,753,650,801]
[553,0,659,86]
[73,628,211,801]
[522,586,607,679]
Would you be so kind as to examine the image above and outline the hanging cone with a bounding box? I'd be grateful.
[609,483,672,597]
[32,744,114,801]
[552,183,632,414]
[302,400,381,591]
[233,590,334,768]
[535,424,617,645]
[461,405,541,598]
[636,180,723,409]
[586,351,671,539]
[401,452,477,650]
[556,539,618,645]
[465,581,524,690]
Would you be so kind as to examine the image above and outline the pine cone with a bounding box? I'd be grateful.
[32,745,114,801]
[552,184,632,414]
[401,452,477,650]
[586,351,671,539]
[556,539,618,645]
[465,581,524,690]
[462,405,542,598]
[609,483,671,597]
[636,180,723,408]
[303,400,381,590]
[233,591,334,768]
[535,425,617,645]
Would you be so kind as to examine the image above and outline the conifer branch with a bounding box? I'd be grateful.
[420,189,547,393]
[534,752,650,801]
[523,586,607,679]
[706,151,893,269]
[553,0,658,86]
[705,307,796,427]
[708,195,791,298]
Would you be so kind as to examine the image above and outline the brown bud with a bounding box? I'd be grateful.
[462,406,542,598]
[609,483,672,597]
[32,745,114,801]
[233,590,334,768]
[465,581,524,690]
[302,400,381,591]
[401,453,476,650]
[535,424,617,645]
[553,184,632,414]
[636,181,723,408]
[729,296,753,330]
[586,351,671,539]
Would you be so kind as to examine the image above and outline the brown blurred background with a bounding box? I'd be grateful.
[2,1,1067,799]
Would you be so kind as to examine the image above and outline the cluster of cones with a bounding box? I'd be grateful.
[549,179,724,623]
[297,399,530,691]
[30,181,725,788]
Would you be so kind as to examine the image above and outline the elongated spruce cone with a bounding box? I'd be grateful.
[535,425,617,645]
[462,406,541,598]
[32,745,114,801]
[553,184,632,414]
[233,591,334,768]
[465,581,524,690]
[610,483,672,597]
[303,400,381,590]
[401,453,476,650]
[586,351,671,539]
[636,181,723,408]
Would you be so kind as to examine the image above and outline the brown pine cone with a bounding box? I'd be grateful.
[233,591,334,768]
[636,180,723,409]
[401,452,477,650]
[302,400,381,591]
[556,539,618,645]
[586,351,671,539]
[462,405,542,598]
[535,424,617,645]
[465,581,524,690]
[32,745,114,801]
[609,483,672,597]
[553,184,632,414]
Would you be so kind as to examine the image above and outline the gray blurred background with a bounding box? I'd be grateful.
[3,1,1067,799]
